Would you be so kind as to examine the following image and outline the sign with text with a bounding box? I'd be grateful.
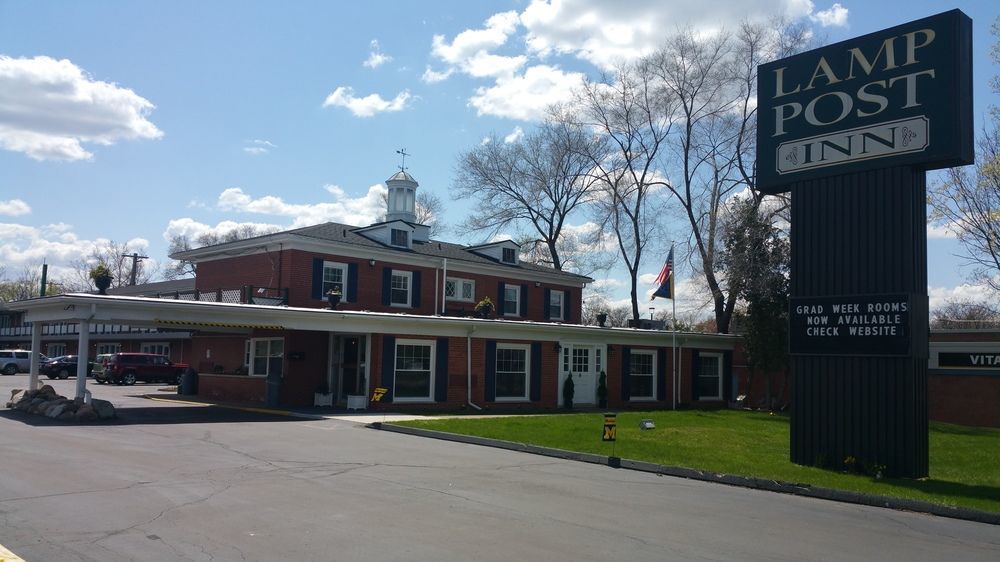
[758,9,972,193]
[602,414,617,442]
[790,294,911,355]
[939,352,1000,370]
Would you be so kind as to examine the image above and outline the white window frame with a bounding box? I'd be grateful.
[96,343,121,355]
[390,270,412,307]
[549,290,564,321]
[141,342,170,356]
[495,343,530,402]
[503,284,520,317]
[322,261,350,303]
[502,247,516,264]
[393,338,435,403]
[390,228,409,248]
[698,352,724,400]
[46,343,66,357]
[249,337,284,378]
[445,277,475,302]
[629,349,656,401]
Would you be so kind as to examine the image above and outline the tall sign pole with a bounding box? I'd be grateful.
[757,10,973,478]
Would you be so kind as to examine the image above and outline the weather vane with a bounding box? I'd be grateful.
[395,148,410,172]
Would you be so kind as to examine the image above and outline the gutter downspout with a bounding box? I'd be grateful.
[441,258,448,315]
[467,327,482,410]
[434,263,439,315]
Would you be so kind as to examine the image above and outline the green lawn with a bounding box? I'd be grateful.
[395,410,1000,513]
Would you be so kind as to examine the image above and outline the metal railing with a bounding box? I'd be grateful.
[146,285,288,306]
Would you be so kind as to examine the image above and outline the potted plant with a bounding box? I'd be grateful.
[596,311,608,327]
[474,296,495,319]
[325,287,343,309]
[563,372,575,409]
[89,263,113,295]
[597,371,608,408]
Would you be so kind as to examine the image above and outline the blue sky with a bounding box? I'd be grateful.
[0,0,997,318]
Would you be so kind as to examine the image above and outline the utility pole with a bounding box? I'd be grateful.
[121,252,149,286]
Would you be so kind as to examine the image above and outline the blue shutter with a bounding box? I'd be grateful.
[723,350,733,402]
[435,337,448,402]
[347,263,358,303]
[411,271,422,308]
[485,340,497,401]
[543,289,551,320]
[381,335,395,402]
[520,284,528,317]
[381,267,392,306]
[621,346,631,401]
[530,342,541,401]
[497,282,506,315]
[311,258,324,300]
[657,348,667,401]
[691,350,701,402]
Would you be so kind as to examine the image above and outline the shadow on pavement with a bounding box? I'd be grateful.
[0,405,306,426]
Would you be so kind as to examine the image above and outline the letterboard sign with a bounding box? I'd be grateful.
[757,10,972,194]
[790,294,911,355]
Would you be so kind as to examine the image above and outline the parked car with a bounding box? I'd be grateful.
[91,353,117,384]
[104,353,190,385]
[40,356,94,379]
[0,350,49,375]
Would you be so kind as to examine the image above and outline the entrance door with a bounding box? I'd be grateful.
[561,344,600,406]
[336,335,367,402]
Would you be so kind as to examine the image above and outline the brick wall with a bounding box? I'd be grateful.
[198,374,266,403]
[929,374,1000,427]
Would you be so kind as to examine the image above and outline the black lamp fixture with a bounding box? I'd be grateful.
[369,258,376,267]
[553,342,562,352]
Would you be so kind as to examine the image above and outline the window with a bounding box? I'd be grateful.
[503,284,520,316]
[390,270,412,307]
[97,343,121,355]
[141,342,170,356]
[445,277,475,302]
[495,344,530,401]
[244,340,251,368]
[46,343,66,357]
[394,339,435,401]
[571,347,589,373]
[548,290,564,320]
[250,338,284,377]
[698,352,723,400]
[502,247,516,263]
[629,350,656,400]
[390,228,409,248]
[323,261,349,301]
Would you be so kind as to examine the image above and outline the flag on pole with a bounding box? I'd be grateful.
[651,246,674,300]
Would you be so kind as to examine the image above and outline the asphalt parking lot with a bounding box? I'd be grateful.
[0,373,998,561]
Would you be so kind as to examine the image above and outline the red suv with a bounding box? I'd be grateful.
[103,353,190,385]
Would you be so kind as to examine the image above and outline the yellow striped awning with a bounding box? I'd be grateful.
[154,319,284,330]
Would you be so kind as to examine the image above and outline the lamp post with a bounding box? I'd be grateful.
[649,307,654,321]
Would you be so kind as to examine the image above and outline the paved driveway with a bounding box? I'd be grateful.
[0,374,997,561]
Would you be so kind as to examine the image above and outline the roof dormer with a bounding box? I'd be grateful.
[467,239,521,265]
[353,220,415,250]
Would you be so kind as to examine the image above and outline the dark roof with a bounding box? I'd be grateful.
[387,170,417,183]
[288,222,591,282]
[107,278,196,297]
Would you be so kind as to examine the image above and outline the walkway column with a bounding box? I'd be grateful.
[75,320,90,400]
[29,322,42,391]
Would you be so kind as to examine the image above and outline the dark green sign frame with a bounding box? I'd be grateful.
[757,10,973,194]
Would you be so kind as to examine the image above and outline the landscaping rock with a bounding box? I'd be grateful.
[91,399,116,420]
[7,388,25,407]
[75,406,98,422]
[46,404,67,418]
[6,386,114,423]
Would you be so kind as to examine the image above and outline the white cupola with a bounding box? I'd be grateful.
[385,170,418,224]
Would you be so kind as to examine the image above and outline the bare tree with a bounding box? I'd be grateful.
[0,266,60,302]
[452,118,601,271]
[166,225,280,279]
[576,62,676,321]
[931,299,1000,329]
[64,240,157,291]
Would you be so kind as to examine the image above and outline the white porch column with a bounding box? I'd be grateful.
[75,320,90,400]
[29,322,42,391]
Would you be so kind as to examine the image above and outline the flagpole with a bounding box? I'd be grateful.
[671,247,677,411]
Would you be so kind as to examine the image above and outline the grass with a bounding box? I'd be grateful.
[395,410,1000,514]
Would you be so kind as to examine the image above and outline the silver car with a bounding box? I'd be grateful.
[0,350,47,375]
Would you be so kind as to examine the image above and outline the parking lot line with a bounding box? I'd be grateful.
[0,542,25,562]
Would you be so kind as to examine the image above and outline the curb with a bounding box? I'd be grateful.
[141,394,326,420]
[372,422,1000,527]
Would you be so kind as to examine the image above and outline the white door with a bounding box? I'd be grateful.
[561,345,599,405]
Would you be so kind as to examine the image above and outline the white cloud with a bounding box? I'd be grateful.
[929,283,996,312]
[0,221,149,280]
[469,65,585,121]
[811,3,848,27]
[242,139,275,156]
[431,11,520,65]
[0,199,31,216]
[0,55,162,161]
[927,223,957,240]
[519,0,818,70]
[322,87,412,117]
[214,183,388,228]
[421,66,454,83]
[162,218,284,244]
[363,39,393,69]
[504,126,524,143]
